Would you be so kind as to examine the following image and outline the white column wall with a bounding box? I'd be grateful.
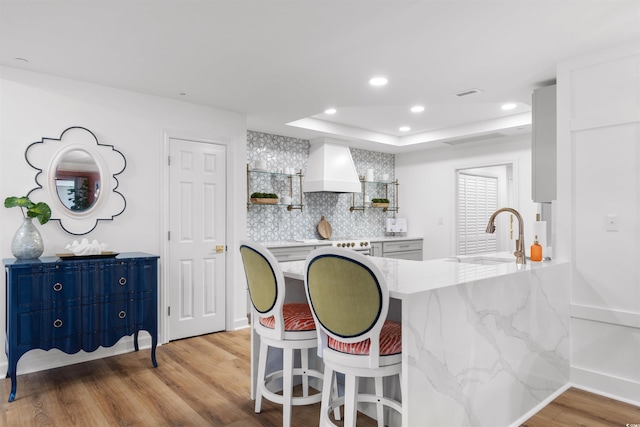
[556,41,640,404]
[0,67,248,375]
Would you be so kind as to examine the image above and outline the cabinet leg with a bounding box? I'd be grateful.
[151,333,158,368]
[7,369,16,402]
[134,330,139,351]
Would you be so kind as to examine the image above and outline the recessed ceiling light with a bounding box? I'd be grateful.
[324,108,337,115]
[399,126,411,132]
[369,77,388,87]
[501,103,517,110]
[410,105,425,113]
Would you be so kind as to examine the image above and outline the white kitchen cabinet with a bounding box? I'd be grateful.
[266,245,319,262]
[373,238,423,260]
[532,84,557,202]
[370,242,383,257]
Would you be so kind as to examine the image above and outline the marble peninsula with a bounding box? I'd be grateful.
[279,253,570,427]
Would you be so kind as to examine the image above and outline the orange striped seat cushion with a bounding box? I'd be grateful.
[259,302,316,331]
[328,320,401,356]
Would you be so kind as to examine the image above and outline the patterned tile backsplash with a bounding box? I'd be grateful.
[247,131,396,241]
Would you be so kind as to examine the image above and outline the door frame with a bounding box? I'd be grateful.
[452,158,520,255]
[160,129,236,344]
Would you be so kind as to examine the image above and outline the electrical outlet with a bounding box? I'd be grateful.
[606,214,619,231]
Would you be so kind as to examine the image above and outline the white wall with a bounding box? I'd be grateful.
[395,135,536,260]
[556,42,640,404]
[0,67,248,375]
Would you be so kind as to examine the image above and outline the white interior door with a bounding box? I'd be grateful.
[168,138,226,340]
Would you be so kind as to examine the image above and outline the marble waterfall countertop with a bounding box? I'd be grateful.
[278,252,571,427]
[280,251,561,298]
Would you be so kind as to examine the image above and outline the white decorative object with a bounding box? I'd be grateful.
[280,195,292,205]
[366,168,375,182]
[386,218,407,232]
[66,238,108,256]
[255,159,267,170]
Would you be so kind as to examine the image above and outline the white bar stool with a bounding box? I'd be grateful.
[240,240,323,427]
[305,247,403,427]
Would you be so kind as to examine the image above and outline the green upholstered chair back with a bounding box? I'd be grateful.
[239,240,281,316]
[305,248,389,350]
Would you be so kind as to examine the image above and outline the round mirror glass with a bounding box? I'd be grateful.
[54,149,101,212]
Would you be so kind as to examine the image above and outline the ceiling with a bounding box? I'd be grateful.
[1,0,639,153]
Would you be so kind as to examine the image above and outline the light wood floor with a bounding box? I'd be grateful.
[1,328,638,426]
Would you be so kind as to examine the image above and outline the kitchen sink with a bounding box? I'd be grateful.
[446,256,514,265]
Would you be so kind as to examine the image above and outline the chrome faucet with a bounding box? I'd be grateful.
[485,207,526,266]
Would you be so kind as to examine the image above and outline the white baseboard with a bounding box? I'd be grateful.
[571,366,640,406]
[233,316,249,330]
[507,383,571,427]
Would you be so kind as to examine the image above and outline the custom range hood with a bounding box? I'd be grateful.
[303,138,361,193]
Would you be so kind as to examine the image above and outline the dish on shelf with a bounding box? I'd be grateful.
[251,168,269,172]
[56,251,119,260]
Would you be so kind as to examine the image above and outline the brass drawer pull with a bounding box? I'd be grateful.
[53,282,63,292]
[118,311,126,319]
[119,277,127,286]
[53,319,63,328]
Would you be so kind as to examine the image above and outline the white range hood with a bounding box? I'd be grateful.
[303,138,361,193]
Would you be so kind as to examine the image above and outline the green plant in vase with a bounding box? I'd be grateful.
[4,196,52,259]
[5,196,52,224]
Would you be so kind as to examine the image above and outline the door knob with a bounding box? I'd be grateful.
[215,245,225,253]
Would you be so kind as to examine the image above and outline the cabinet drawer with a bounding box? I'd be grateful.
[382,240,422,253]
[15,264,82,311]
[18,306,82,345]
[84,259,156,301]
[268,245,317,262]
[82,297,155,334]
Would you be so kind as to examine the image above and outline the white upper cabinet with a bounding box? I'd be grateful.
[532,84,557,202]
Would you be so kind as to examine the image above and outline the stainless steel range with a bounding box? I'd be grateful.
[330,239,371,255]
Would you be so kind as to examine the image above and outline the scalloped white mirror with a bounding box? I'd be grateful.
[26,127,126,235]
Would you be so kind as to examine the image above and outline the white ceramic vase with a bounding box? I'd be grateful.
[11,217,44,260]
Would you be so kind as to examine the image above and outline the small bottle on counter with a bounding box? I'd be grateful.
[530,235,542,262]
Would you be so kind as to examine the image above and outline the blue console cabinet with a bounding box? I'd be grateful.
[3,252,159,402]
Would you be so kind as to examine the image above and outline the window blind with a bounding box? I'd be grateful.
[458,172,498,255]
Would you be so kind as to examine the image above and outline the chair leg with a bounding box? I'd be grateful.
[283,348,294,427]
[255,341,269,413]
[301,347,309,397]
[375,376,384,427]
[332,375,341,421]
[343,374,358,427]
[320,367,334,426]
